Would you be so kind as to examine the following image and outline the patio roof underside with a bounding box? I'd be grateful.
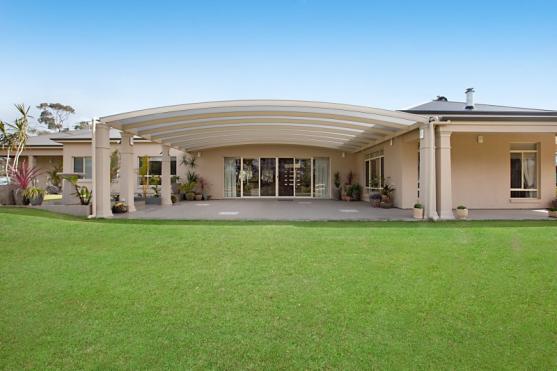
[101,100,427,153]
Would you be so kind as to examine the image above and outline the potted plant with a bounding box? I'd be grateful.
[146,176,162,205]
[112,201,128,213]
[341,184,352,201]
[333,171,341,200]
[196,177,210,200]
[380,179,395,208]
[138,155,150,200]
[171,194,178,204]
[456,205,468,219]
[369,192,382,207]
[180,181,196,201]
[25,186,45,206]
[413,203,424,219]
[8,161,41,205]
[62,175,93,205]
[350,183,362,201]
[548,207,557,218]
[46,163,63,194]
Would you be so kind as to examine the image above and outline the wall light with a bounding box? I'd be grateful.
[197,152,201,158]
[390,138,393,146]
[477,135,484,144]
[341,152,346,158]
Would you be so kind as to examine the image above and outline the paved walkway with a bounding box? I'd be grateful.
[114,199,555,221]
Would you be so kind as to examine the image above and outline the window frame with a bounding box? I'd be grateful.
[364,150,384,191]
[509,143,539,199]
[73,156,93,180]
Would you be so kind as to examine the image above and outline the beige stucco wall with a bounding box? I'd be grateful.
[61,141,186,203]
[195,144,359,199]
[451,132,556,209]
[357,130,420,209]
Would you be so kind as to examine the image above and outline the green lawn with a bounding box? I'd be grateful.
[1,208,556,369]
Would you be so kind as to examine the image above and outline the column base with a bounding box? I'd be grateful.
[438,211,455,220]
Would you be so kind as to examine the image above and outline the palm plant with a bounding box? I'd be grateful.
[46,164,63,188]
[62,174,92,205]
[0,104,31,175]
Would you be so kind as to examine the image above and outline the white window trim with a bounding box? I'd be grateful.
[364,153,384,191]
[509,144,539,199]
[73,156,92,180]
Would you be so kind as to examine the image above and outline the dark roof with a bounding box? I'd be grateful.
[402,100,557,117]
[26,134,62,147]
[50,128,123,141]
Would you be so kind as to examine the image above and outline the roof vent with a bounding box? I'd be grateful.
[465,88,475,109]
[435,96,448,101]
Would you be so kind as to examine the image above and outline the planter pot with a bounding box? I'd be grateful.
[186,192,195,201]
[332,188,340,200]
[13,189,29,205]
[341,195,351,202]
[380,201,393,209]
[29,194,44,206]
[112,203,128,213]
[456,208,469,219]
[0,185,15,205]
[195,194,203,201]
[548,210,557,218]
[145,197,162,205]
[413,207,424,219]
[202,193,210,201]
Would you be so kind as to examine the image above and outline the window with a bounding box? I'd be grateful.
[364,150,384,190]
[73,156,92,179]
[137,156,177,184]
[510,143,538,198]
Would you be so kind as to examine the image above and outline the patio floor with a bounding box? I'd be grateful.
[114,199,555,221]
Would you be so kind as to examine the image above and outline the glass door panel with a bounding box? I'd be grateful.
[278,158,294,197]
[242,158,260,196]
[260,158,276,196]
[313,157,329,198]
[224,157,241,197]
[295,158,312,197]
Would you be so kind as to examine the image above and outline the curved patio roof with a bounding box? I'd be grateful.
[101,100,427,153]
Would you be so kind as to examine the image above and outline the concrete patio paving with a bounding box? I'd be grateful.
[114,199,556,221]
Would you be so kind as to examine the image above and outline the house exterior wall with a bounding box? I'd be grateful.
[357,130,420,209]
[451,132,556,209]
[61,141,186,203]
[196,144,359,199]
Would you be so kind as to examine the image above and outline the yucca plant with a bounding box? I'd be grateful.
[9,160,41,190]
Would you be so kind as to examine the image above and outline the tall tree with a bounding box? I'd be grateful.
[36,103,75,132]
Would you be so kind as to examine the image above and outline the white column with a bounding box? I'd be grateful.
[119,132,136,212]
[436,127,454,219]
[161,144,172,206]
[94,123,113,218]
[419,120,439,220]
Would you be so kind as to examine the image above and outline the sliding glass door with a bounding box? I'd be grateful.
[260,158,276,196]
[278,158,294,197]
[224,156,329,198]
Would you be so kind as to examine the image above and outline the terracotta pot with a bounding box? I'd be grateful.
[456,208,468,219]
[413,207,424,219]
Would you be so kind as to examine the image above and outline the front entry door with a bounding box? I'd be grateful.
[278,158,294,197]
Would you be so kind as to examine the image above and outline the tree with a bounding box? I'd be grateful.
[36,103,75,132]
[73,121,91,130]
[0,104,31,175]
[110,150,120,182]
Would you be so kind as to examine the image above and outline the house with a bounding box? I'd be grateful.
[3,89,557,219]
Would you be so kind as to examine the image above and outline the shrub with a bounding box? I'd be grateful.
[414,203,423,209]
[457,205,467,209]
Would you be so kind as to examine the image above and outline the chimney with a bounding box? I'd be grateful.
[465,88,475,109]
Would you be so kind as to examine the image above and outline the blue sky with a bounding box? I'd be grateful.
[1,0,556,124]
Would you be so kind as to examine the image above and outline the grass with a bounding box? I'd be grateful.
[1,208,556,369]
